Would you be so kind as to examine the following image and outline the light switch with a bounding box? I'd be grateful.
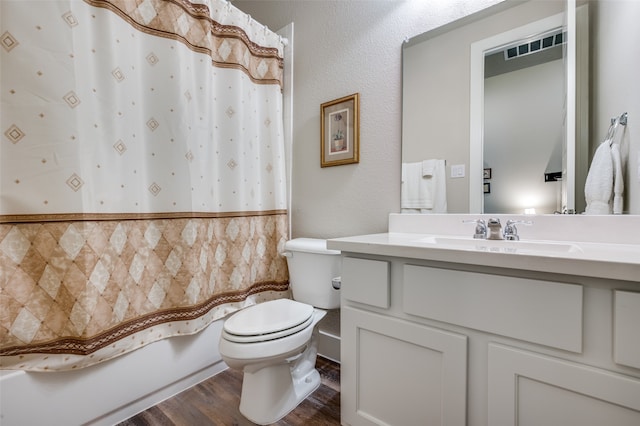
[451,164,465,178]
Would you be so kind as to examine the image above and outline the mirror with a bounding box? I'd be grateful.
[480,28,566,214]
[469,9,576,214]
[401,0,602,214]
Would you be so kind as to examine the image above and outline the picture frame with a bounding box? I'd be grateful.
[484,182,491,194]
[320,93,359,167]
[483,168,492,179]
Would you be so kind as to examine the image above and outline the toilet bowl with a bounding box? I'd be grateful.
[219,299,327,424]
[218,238,341,425]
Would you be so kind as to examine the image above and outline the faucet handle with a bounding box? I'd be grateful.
[463,219,487,239]
[503,219,533,241]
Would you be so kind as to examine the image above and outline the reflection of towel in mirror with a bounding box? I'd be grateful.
[584,141,613,214]
[401,159,447,213]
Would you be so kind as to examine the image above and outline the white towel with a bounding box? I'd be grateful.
[584,141,613,214]
[422,159,435,177]
[401,162,432,209]
[401,159,447,213]
[611,143,624,214]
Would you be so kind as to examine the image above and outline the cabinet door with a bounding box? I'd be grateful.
[488,343,640,426]
[341,307,467,426]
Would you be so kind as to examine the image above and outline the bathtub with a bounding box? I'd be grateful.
[0,319,226,425]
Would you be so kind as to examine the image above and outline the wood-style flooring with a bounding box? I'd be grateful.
[118,357,340,426]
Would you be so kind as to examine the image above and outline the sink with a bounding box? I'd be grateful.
[414,236,583,255]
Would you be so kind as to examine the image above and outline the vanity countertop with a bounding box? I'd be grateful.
[327,231,640,283]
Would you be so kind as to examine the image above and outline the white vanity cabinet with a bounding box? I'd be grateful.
[337,253,640,426]
[340,257,468,426]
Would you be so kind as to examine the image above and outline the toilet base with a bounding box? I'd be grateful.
[222,308,327,425]
[239,361,321,425]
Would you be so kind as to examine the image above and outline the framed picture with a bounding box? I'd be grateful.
[320,93,359,167]
[484,182,491,194]
[483,168,492,179]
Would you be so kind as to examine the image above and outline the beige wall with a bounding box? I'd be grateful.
[234,0,502,238]
[235,0,640,235]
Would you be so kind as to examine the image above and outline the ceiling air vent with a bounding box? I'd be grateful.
[504,29,566,61]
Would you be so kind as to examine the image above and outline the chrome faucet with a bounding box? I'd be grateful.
[465,218,533,241]
[503,219,533,241]
[463,219,487,239]
[486,218,503,240]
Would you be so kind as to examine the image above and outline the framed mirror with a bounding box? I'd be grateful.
[402,0,587,214]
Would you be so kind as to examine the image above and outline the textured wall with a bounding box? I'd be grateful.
[234,0,502,238]
[592,1,640,214]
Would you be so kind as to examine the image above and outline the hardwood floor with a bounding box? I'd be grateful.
[118,357,340,426]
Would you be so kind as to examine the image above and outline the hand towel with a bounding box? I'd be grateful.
[422,159,435,177]
[401,162,433,209]
[611,143,624,214]
[584,141,613,214]
[430,159,447,213]
[401,159,447,213]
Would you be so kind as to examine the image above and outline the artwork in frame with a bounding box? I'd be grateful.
[484,182,491,194]
[483,168,492,179]
[320,93,359,167]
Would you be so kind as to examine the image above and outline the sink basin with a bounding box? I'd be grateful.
[414,236,583,255]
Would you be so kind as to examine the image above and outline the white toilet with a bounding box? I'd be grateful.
[218,238,341,425]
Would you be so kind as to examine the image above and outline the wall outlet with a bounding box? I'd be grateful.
[451,164,465,178]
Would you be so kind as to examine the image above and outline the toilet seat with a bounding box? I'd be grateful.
[223,299,314,343]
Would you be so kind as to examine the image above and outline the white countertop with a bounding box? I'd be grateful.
[328,231,640,283]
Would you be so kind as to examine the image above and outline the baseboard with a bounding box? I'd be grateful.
[318,329,341,363]
[93,360,229,425]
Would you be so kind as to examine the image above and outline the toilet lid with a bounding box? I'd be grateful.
[223,299,314,338]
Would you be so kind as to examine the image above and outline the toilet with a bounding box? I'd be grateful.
[218,238,341,425]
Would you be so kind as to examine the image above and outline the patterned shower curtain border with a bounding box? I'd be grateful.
[0,213,290,371]
[84,0,284,88]
[0,209,288,224]
[0,281,289,358]
[0,287,291,371]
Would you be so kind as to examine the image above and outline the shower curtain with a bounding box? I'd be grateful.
[0,0,289,371]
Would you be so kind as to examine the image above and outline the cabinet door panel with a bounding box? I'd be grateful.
[488,343,640,426]
[403,265,583,352]
[614,290,640,369]
[342,257,390,308]
[342,307,467,426]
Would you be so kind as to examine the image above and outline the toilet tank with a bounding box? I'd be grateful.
[283,238,341,309]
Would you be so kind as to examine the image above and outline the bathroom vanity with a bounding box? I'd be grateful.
[328,214,640,426]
